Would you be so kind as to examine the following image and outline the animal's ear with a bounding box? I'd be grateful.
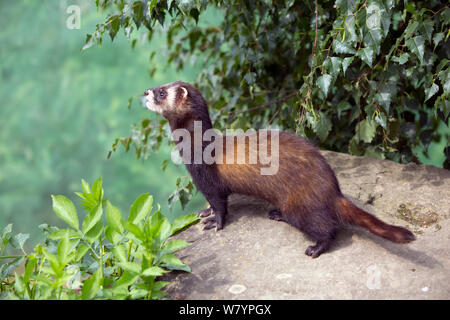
[180,86,188,99]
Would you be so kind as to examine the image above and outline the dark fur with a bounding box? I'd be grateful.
[147,81,415,258]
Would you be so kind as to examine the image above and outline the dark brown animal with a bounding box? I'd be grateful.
[144,81,415,258]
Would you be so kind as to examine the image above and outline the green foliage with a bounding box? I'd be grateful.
[0,1,206,241]
[0,178,199,300]
[90,0,448,174]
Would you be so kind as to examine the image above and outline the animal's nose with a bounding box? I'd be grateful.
[144,89,150,96]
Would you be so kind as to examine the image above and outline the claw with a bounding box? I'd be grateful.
[201,215,224,231]
[197,207,213,218]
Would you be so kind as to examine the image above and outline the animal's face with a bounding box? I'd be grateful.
[144,82,188,117]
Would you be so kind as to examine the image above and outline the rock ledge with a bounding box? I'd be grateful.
[166,151,450,299]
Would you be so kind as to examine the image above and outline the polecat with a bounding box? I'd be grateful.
[144,81,415,258]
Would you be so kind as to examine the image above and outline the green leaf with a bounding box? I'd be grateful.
[82,203,103,235]
[356,119,377,143]
[81,179,90,194]
[342,57,354,75]
[81,268,102,300]
[392,53,409,65]
[161,239,191,254]
[158,219,172,244]
[132,2,144,29]
[23,257,37,284]
[142,266,168,277]
[150,290,168,300]
[111,244,127,263]
[82,34,94,51]
[336,0,357,14]
[419,19,434,43]
[433,33,444,48]
[365,2,382,32]
[48,228,80,241]
[105,201,124,233]
[124,221,145,241]
[149,0,158,11]
[51,195,79,230]
[118,261,141,274]
[91,177,103,201]
[313,112,332,142]
[425,83,439,102]
[128,193,153,224]
[337,101,352,119]
[374,85,395,113]
[160,253,190,272]
[112,270,139,289]
[324,57,342,79]
[434,95,449,119]
[244,72,256,86]
[404,20,419,39]
[1,223,12,239]
[42,249,61,277]
[75,244,90,262]
[104,226,120,244]
[13,272,25,295]
[85,220,103,244]
[1,224,13,253]
[357,47,375,67]
[374,112,387,129]
[170,214,200,236]
[57,231,70,264]
[365,29,383,49]
[109,16,121,41]
[405,36,425,64]
[146,210,165,240]
[333,40,356,54]
[10,233,29,253]
[317,74,332,96]
[127,97,133,109]
[153,281,170,291]
[33,274,53,287]
[178,189,192,210]
[438,67,449,93]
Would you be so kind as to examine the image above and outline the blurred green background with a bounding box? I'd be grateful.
[0,0,206,243]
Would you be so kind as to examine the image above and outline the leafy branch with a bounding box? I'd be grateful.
[0,178,199,300]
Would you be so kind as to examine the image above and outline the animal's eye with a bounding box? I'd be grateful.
[159,90,166,98]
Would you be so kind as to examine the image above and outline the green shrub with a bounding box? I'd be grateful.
[0,178,199,300]
[89,1,448,169]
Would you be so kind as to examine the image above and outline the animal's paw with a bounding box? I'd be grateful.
[268,209,285,222]
[201,216,224,231]
[197,207,213,218]
[305,241,330,258]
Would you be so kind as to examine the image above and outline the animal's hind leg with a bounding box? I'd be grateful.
[301,209,339,258]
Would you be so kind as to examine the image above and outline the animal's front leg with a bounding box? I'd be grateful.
[199,194,228,231]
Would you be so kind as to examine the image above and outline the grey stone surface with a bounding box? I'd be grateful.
[165,151,450,300]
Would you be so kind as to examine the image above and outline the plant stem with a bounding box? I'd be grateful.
[126,240,133,262]
[99,240,104,280]
[82,239,101,260]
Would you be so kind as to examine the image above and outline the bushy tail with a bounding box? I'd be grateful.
[336,197,415,243]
